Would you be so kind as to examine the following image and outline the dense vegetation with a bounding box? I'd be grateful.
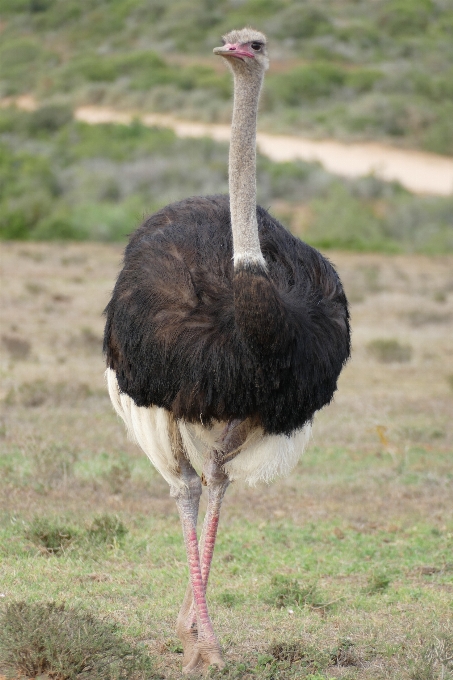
[1,0,453,153]
[1,106,452,252]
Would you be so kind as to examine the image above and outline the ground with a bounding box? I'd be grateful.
[0,242,452,679]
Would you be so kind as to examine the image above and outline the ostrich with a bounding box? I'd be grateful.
[104,28,350,673]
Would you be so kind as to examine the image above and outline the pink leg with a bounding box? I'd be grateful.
[172,471,225,673]
[177,420,245,672]
[173,459,202,668]
[200,459,230,588]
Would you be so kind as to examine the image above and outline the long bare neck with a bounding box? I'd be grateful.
[229,69,266,268]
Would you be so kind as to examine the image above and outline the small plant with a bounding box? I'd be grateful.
[367,338,412,363]
[86,514,128,545]
[265,575,319,609]
[25,516,78,554]
[365,572,391,594]
[218,591,242,608]
[0,601,155,679]
[268,640,305,663]
[330,637,360,667]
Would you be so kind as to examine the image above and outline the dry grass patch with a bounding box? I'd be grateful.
[0,601,156,680]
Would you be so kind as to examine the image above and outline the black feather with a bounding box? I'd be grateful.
[104,194,350,436]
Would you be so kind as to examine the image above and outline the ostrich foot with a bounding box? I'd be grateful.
[176,610,198,667]
[182,638,225,674]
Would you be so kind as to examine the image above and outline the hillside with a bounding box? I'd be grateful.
[1,0,453,154]
[1,105,452,251]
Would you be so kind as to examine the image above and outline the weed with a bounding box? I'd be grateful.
[86,514,128,545]
[25,516,78,554]
[0,601,156,679]
[162,638,183,654]
[330,637,360,667]
[268,640,306,663]
[367,338,412,363]
[365,572,391,594]
[217,591,243,608]
[264,575,320,609]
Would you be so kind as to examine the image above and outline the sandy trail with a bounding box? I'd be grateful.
[5,96,453,196]
[74,105,453,197]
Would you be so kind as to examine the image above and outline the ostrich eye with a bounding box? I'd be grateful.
[250,42,262,51]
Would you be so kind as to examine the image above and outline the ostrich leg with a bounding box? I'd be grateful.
[172,458,224,673]
[178,420,247,673]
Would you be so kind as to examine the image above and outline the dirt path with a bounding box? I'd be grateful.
[5,96,453,196]
[74,105,453,196]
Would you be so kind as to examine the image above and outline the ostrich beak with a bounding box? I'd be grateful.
[213,43,255,59]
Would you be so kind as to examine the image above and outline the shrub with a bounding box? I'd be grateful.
[365,572,391,594]
[379,0,435,36]
[274,5,332,40]
[28,104,73,133]
[265,575,319,609]
[25,516,78,553]
[306,183,398,252]
[0,601,155,679]
[86,514,128,545]
[269,62,346,105]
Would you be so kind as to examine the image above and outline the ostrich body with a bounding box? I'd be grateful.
[104,28,350,673]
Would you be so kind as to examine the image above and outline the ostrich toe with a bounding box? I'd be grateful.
[182,639,225,674]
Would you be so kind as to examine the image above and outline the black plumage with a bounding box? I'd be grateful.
[104,194,350,436]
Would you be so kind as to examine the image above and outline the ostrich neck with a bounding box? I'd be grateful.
[229,69,265,268]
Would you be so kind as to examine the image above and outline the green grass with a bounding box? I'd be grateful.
[1,0,453,153]
[1,442,452,678]
[1,106,452,252]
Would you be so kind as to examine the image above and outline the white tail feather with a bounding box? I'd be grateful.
[106,368,311,487]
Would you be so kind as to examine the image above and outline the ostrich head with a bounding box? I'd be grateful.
[213,28,269,75]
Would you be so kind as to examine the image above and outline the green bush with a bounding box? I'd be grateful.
[28,104,73,133]
[274,5,332,40]
[269,62,346,105]
[307,183,399,252]
[379,0,436,36]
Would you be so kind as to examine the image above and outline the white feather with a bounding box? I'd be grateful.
[106,369,311,488]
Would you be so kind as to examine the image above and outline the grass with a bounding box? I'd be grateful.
[1,243,452,678]
[0,601,156,679]
[0,106,452,252]
[1,0,453,153]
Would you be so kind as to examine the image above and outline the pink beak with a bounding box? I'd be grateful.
[213,43,255,59]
